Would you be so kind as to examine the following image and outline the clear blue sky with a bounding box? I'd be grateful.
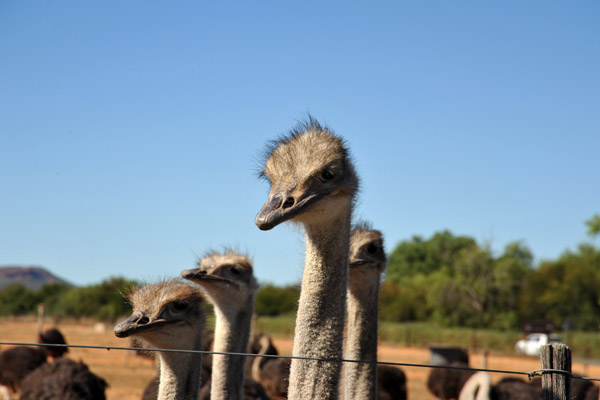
[1,2,598,287]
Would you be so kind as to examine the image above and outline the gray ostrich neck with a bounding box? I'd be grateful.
[288,211,351,400]
[344,276,381,400]
[211,299,254,400]
[156,331,203,400]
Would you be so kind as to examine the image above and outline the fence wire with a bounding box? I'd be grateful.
[2,341,600,383]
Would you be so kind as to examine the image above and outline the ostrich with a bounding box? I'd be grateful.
[458,371,541,400]
[582,385,599,400]
[255,116,359,399]
[247,332,278,378]
[19,356,108,400]
[114,279,206,400]
[343,222,385,399]
[182,250,260,400]
[38,327,69,359]
[1,334,106,399]
[141,329,267,400]
[343,223,407,400]
[426,361,476,399]
[0,346,47,392]
[377,365,407,400]
[572,376,598,400]
[249,333,278,358]
[141,329,214,400]
[529,375,596,400]
[251,334,290,399]
[35,304,68,359]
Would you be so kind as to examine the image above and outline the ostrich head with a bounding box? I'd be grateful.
[113,279,205,350]
[181,250,259,308]
[255,116,359,231]
[349,223,386,285]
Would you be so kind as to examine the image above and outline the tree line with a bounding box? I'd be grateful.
[0,275,302,322]
[2,214,599,331]
[381,214,600,331]
[0,277,136,321]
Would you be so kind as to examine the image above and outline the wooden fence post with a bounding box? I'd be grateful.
[540,343,571,400]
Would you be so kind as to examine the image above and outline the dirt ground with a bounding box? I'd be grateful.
[1,320,599,399]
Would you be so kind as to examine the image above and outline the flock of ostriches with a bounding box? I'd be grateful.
[2,118,599,399]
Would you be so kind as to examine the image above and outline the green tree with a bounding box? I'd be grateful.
[386,230,476,284]
[254,284,299,316]
[379,275,433,322]
[57,277,137,320]
[0,284,39,316]
[520,244,600,330]
[427,247,496,327]
[492,241,535,328]
[38,283,71,315]
[383,237,534,329]
[585,214,600,238]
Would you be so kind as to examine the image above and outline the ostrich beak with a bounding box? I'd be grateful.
[114,311,175,338]
[182,269,240,290]
[349,259,385,273]
[349,260,368,269]
[255,188,324,230]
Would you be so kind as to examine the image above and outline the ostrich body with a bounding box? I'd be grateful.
[377,365,407,400]
[182,250,259,400]
[343,223,386,400]
[19,357,108,400]
[255,117,359,399]
[458,371,541,400]
[251,334,290,399]
[427,361,475,399]
[114,279,205,400]
[38,327,68,359]
[1,335,106,399]
[0,346,47,392]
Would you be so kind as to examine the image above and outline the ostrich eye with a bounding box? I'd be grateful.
[171,301,188,312]
[230,266,241,275]
[320,169,336,181]
[366,243,379,254]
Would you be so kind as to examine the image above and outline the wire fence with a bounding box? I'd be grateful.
[3,341,600,383]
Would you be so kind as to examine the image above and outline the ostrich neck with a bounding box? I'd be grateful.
[459,371,491,400]
[211,299,254,400]
[343,276,381,400]
[251,341,271,383]
[287,210,351,400]
[156,330,203,400]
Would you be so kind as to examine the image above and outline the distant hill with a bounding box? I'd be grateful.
[0,266,74,290]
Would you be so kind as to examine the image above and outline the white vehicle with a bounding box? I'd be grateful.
[515,333,565,356]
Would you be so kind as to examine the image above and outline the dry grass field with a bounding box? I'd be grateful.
[2,320,599,399]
